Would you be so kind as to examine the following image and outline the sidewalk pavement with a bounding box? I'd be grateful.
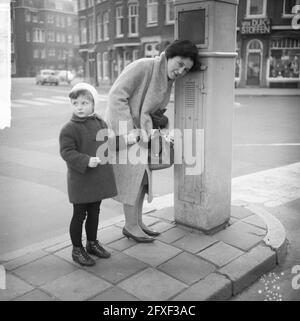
[0,196,287,301]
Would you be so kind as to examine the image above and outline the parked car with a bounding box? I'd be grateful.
[55,70,75,84]
[36,69,59,85]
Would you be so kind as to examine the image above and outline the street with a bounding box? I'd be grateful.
[1,79,300,270]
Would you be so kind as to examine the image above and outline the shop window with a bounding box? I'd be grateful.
[235,42,241,86]
[269,39,300,81]
[283,0,300,17]
[246,0,267,18]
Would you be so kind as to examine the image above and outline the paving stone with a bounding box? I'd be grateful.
[108,237,137,251]
[99,226,124,244]
[12,289,58,301]
[150,221,175,233]
[218,245,276,295]
[118,268,187,301]
[149,206,175,222]
[213,222,265,251]
[44,240,72,253]
[172,273,232,301]
[197,242,244,267]
[142,216,161,226]
[41,269,112,301]
[172,233,218,254]
[157,227,189,244]
[231,206,254,219]
[4,250,49,271]
[13,254,78,286]
[158,252,215,285]
[123,241,182,266]
[0,274,33,301]
[89,286,139,301]
[242,215,267,230]
[87,252,148,284]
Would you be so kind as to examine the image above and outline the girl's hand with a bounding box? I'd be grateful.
[88,157,101,167]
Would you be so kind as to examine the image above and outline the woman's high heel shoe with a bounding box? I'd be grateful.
[141,226,161,237]
[122,227,154,243]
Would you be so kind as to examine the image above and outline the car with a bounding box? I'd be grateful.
[55,70,75,84]
[36,69,59,85]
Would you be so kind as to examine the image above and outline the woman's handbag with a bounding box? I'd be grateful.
[148,129,174,171]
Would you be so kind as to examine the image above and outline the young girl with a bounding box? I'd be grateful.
[59,82,117,266]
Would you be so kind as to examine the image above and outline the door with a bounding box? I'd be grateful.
[246,39,263,86]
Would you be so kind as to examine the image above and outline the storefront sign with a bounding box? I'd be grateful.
[240,18,271,34]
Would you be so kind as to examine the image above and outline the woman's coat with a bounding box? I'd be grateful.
[105,52,174,206]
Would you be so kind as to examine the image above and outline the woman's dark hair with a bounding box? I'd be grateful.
[165,39,201,72]
[69,89,94,103]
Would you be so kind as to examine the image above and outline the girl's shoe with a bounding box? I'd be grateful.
[72,246,96,266]
[86,240,111,258]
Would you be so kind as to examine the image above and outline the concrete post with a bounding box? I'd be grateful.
[174,0,238,233]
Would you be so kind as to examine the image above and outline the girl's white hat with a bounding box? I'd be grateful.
[69,82,98,108]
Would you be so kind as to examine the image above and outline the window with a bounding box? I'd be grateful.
[97,52,102,80]
[61,33,66,43]
[26,30,31,42]
[68,34,73,43]
[33,49,39,59]
[103,51,109,79]
[116,6,124,37]
[96,14,102,41]
[41,49,46,59]
[79,0,86,10]
[67,17,72,26]
[56,33,61,42]
[33,28,45,42]
[48,48,55,57]
[69,49,73,57]
[128,4,138,36]
[246,0,267,18]
[56,15,60,26]
[25,10,31,22]
[103,12,109,40]
[32,12,38,23]
[47,31,55,42]
[283,0,300,16]
[88,0,94,7]
[88,16,95,43]
[269,39,300,79]
[133,49,139,61]
[47,14,54,23]
[55,0,63,10]
[80,19,87,44]
[147,0,158,25]
[166,0,175,24]
[60,16,65,27]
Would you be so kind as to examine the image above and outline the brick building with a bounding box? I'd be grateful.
[11,0,82,77]
[236,0,300,88]
[77,0,300,88]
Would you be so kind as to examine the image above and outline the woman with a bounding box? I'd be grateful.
[105,40,200,242]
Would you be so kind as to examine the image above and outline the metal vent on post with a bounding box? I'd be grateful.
[184,81,196,108]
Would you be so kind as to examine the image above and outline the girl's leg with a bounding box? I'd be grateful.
[70,204,87,247]
[85,201,101,242]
